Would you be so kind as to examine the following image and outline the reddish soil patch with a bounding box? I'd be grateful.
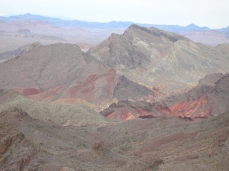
[14,88,40,96]
[154,96,212,120]
[28,86,63,101]
[103,69,117,100]
[107,110,135,121]
[22,88,40,96]
[105,107,156,121]
[169,96,212,119]
[102,101,159,121]
[66,69,118,104]
[69,74,97,95]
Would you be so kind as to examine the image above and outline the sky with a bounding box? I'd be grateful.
[0,0,228,29]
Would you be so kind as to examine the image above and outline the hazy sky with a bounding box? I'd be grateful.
[0,0,228,28]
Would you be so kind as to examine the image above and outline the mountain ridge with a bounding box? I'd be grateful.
[88,24,229,95]
[1,14,229,47]
[0,42,155,109]
[0,13,212,31]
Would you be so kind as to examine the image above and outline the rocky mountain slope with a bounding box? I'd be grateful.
[100,111,229,171]
[0,89,107,127]
[101,73,229,121]
[89,24,229,95]
[162,73,229,120]
[0,106,111,171]
[0,97,229,170]
[0,42,154,109]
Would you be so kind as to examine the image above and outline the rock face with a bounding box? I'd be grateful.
[0,110,35,171]
[89,24,229,95]
[0,107,104,171]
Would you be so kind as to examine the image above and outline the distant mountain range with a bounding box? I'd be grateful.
[0,13,216,32]
[1,13,229,46]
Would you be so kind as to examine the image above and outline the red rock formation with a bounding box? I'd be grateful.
[14,87,40,96]
[102,73,229,121]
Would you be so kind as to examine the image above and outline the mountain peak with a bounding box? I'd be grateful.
[30,41,42,48]
[187,23,198,27]
[186,23,209,30]
[126,24,145,32]
[126,24,189,42]
[127,24,160,35]
[128,23,141,28]
[24,13,32,16]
